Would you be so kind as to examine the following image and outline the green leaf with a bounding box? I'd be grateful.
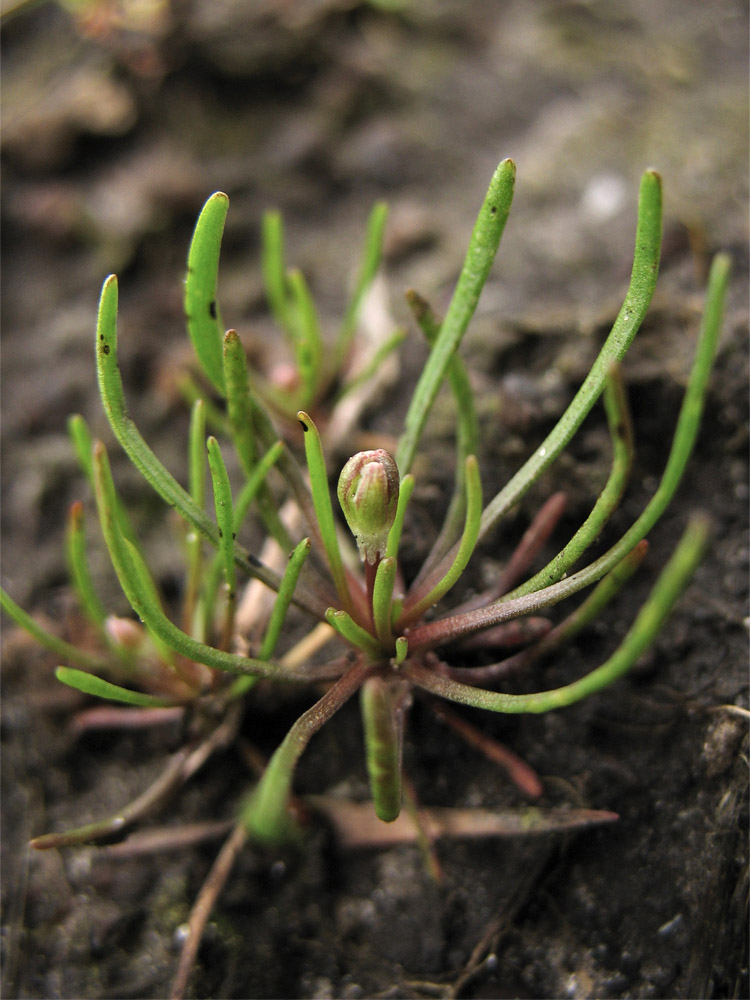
[91,439,288,681]
[184,399,207,637]
[287,268,324,410]
[185,192,229,394]
[405,288,480,568]
[55,666,180,707]
[0,587,109,672]
[207,436,237,601]
[504,363,634,600]
[222,329,257,477]
[478,169,663,540]
[372,557,398,650]
[262,209,293,338]
[66,501,108,628]
[360,676,402,822]
[400,455,482,624]
[407,249,728,653]
[95,274,301,606]
[223,330,294,551]
[325,608,383,660]
[405,515,711,713]
[297,410,353,614]
[396,159,515,475]
[335,201,389,366]
[228,537,312,700]
[241,660,374,843]
[385,473,415,561]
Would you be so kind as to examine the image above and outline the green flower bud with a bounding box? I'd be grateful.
[338,450,400,564]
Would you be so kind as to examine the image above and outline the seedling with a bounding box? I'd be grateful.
[1,161,730,996]
[180,192,401,431]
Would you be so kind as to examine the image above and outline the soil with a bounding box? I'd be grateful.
[1,2,748,999]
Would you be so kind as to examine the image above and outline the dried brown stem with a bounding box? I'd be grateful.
[170,821,248,1000]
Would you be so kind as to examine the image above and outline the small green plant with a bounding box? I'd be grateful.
[1,161,730,995]
[179,193,401,431]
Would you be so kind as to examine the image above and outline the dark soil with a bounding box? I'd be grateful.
[2,3,748,998]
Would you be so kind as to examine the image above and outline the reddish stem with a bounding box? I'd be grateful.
[431,702,543,798]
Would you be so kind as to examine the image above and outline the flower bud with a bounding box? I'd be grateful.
[337,450,399,564]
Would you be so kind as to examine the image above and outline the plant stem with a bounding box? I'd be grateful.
[241,659,375,843]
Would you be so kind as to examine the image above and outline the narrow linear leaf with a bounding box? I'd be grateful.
[400,455,482,623]
[446,541,649,686]
[223,330,293,551]
[188,399,207,508]
[287,268,323,409]
[478,169,663,540]
[408,250,729,652]
[55,666,180,707]
[229,536,313,704]
[68,413,95,483]
[202,440,288,629]
[325,608,383,660]
[372,557,398,649]
[241,660,374,844]
[394,636,408,664]
[184,400,207,636]
[68,413,139,548]
[405,287,479,552]
[335,201,389,366]
[503,363,635,600]
[396,159,515,475]
[297,410,353,614]
[222,330,257,475]
[259,538,312,661]
[406,516,710,713]
[206,436,237,599]
[185,192,229,394]
[232,439,286,534]
[95,276,319,611]
[66,501,108,627]
[262,209,293,337]
[0,587,110,672]
[361,677,402,822]
[91,440,291,682]
[385,474,415,561]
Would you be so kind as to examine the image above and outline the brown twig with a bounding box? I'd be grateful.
[170,820,248,1000]
[430,702,543,798]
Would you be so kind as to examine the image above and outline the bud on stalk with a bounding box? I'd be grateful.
[338,450,399,564]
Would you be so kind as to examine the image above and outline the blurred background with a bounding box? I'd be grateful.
[1,2,747,998]
[2,0,747,600]
[2,0,747,598]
